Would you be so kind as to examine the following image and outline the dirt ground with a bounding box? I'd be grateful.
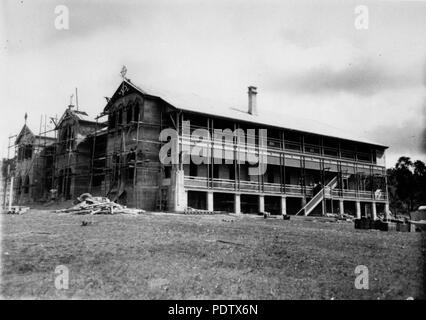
[1,209,424,299]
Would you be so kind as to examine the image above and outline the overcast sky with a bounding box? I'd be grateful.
[1,0,425,167]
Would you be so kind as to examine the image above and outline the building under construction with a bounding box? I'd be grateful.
[3,77,390,218]
[11,124,56,204]
[53,107,106,200]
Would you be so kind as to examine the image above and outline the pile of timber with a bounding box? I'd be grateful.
[325,212,354,221]
[184,207,224,215]
[55,193,145,215]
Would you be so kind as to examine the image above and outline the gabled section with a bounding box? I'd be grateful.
[56,108,97,130]
[15,124,35,145]
[103,80,151,113]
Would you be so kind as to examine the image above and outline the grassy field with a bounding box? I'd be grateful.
[1,209,424,299]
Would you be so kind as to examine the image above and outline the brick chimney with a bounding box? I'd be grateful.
[248,86,257,115]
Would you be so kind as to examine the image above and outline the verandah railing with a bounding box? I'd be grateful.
[184,176,313,197]
[180,134,374,164]
[184,176,387,201]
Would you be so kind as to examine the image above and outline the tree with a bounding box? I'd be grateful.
[413,160,426,206]
[387,157,426,215]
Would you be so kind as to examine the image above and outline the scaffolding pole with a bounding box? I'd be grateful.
[89,116,98,193]
[132,112,141,207]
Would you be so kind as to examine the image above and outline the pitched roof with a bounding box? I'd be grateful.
[15,124,35,145]
[56,108,97,129]
[15,124,56,145]
[106,79,388,148]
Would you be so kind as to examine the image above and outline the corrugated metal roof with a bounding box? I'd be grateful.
[124,79,387,148]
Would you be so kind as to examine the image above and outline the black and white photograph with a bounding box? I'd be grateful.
[0,0,425,305]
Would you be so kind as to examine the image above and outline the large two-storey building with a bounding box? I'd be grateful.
[6,76,389,219]
[101,79,389,218]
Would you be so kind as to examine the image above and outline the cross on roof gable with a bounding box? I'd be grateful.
[103,80,149,112]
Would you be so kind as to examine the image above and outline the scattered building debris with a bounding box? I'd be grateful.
[354,217,415,232]
[184,207,222,215]
[324,212,354,221]
[3,206,30,214]
[55,193,145,215]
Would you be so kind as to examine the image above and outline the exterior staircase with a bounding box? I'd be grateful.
[295,175,343,216]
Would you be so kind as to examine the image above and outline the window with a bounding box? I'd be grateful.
[59,126,75,152]
[23,175,30,194]
[133,102,140,122]
[164,166,171,179]
[17,176,22,195]
[25,145,33,159]
[109,112,117,130]
[18,146,24,160]
[126,105,133,124]
[117,109,123,128]
[17,144,33,160]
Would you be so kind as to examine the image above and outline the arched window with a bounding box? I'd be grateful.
[18,146,24,160]
[24,144,33,159]
[118,110,123,126]
[126,103,133,124]
[16,176,22,195]
[133,101,140,122]
[23,175,30,194]
[109,111,117,130]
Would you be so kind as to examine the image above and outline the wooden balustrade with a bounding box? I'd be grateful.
[183,176,387,202]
